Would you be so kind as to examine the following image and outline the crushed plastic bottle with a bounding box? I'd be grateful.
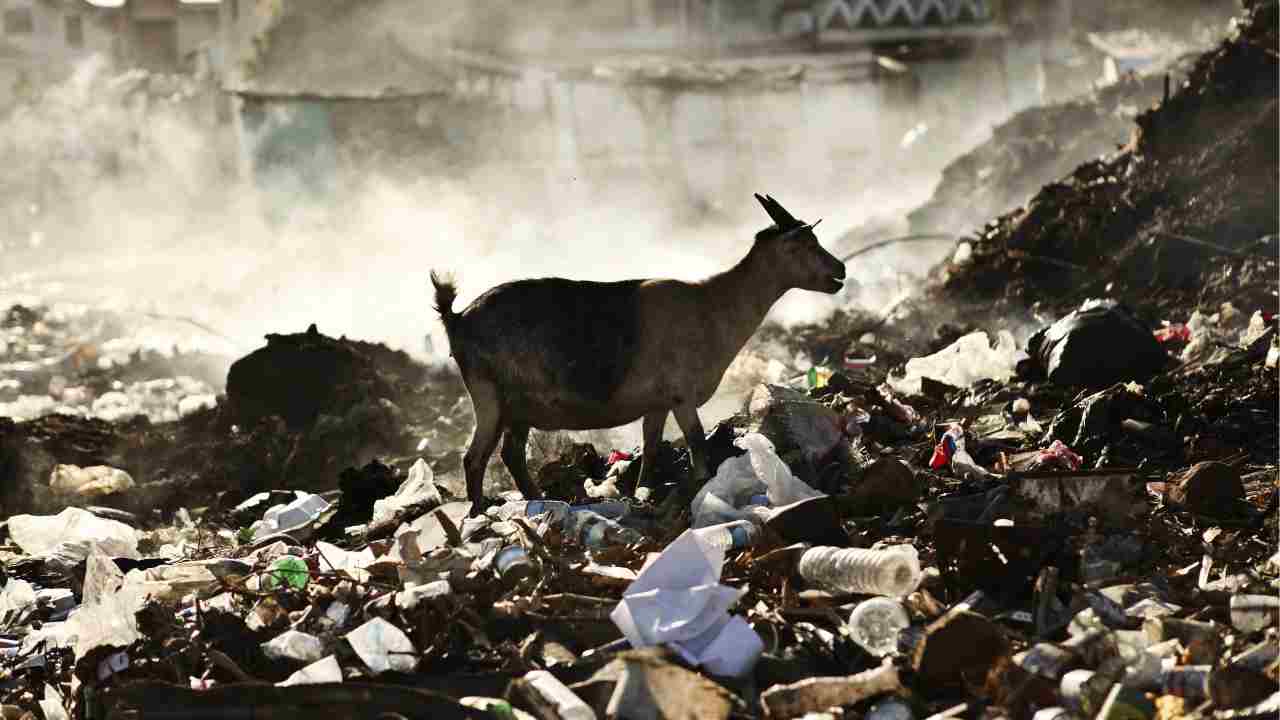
[692,520,759,552]
[797,544,922,597]
[847,597,912,657]
[929,424,990,479]
[567,510,644,549]
[495,546,534,585]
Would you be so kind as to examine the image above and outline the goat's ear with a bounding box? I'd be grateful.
[755,193,799,228]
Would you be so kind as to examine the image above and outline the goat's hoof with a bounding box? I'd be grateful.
[467,496,501,517]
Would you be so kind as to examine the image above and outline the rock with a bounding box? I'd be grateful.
[1168,461,1245,516]
[571,650,739,720]
[911,608,1009,688]
[844,458,921,515]
[48,464,134,498]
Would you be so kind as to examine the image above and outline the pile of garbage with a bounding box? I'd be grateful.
[0,4,1274,719]
[0,302,226,425]
[0,282,1272,718]
[906,53,1197,240]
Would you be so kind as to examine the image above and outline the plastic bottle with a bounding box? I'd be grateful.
[847,597,911,657]
[522,670,597,720]
[797,545,922,597]
[693,521,760,552]
[568,510,644,548]
[495,546,534,585]
[1229,594,1279,633]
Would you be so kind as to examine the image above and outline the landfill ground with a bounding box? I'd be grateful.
[0,3,1277,720]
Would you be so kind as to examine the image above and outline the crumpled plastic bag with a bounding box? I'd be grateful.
[8,507,139,559]
[690,433,824,529]
[889,331,1026,395]
[48,464,134,498]
[371,459,441,526]
[346,617,418,674]
[65,548,145,659]
[611,528,763,677]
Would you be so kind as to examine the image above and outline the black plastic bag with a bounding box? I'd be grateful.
[1018,300,1168,387]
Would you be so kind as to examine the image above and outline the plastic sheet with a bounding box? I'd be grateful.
[8,507,140,559]
[690,432,824,529]
[889,331,1026,395]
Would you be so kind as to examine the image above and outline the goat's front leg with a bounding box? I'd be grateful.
[635,410,668,500]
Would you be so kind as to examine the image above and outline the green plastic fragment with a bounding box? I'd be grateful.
[264,555,309,590]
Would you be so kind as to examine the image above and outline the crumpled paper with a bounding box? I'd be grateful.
[610,529,763,676]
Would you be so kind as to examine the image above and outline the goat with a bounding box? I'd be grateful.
[431,194,846,516]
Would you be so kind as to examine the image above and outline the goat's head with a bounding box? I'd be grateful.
[752,193,846,294]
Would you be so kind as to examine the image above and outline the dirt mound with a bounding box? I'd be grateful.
[907,64,1186,238]
[930,0,1278,318]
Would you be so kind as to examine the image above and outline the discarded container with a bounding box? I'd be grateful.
[693,520,759,552]
[1096,682,1156,720]
[495,546,534,585]
[847,597,911,657]
[567,510,644,548]
[798,545,922,597]
[252,492,331,537]
[929,424,990,479]
[518,670,597,720]
[1061,669,1116,716]
[1230,595,1280,633]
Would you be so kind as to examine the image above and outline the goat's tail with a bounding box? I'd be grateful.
[430,270,461,342]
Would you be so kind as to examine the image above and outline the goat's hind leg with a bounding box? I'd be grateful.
[501,423,542,500]
[463,376,504,517]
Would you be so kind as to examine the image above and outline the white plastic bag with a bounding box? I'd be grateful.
[888,331,1026,395]
[690,433,823,529]
[371,459,441,526]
